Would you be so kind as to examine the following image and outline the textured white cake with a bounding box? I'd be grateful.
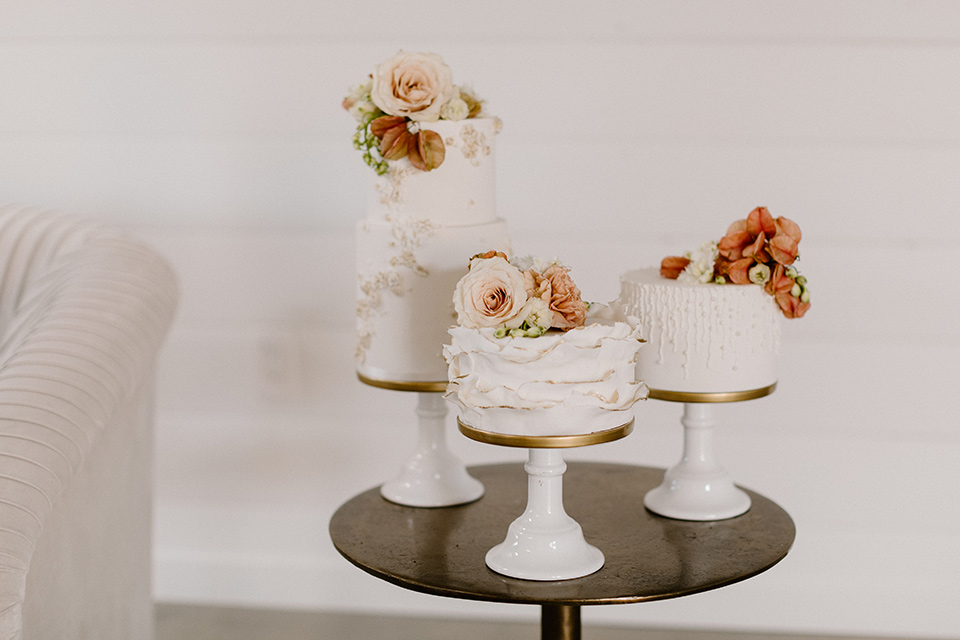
[356,116,510,383]
[619,267,780,394]
[444,315,646,437]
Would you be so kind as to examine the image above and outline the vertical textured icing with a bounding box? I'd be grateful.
[619,268,780,393]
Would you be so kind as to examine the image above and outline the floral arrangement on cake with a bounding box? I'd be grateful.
[343,51,484,175]
[452,251,589,338]
[661,206,811,318]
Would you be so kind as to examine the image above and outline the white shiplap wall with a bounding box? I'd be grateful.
[2,2,959,637]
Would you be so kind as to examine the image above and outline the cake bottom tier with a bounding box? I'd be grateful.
[355,216,510,384]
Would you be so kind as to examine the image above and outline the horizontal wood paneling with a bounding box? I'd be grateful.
[2,41,957,141]
[3,1,960,41]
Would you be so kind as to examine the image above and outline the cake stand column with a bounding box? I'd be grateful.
[643,402,750,521]
[485,448,604,581]
[380,392,484,507]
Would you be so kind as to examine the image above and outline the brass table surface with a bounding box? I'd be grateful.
[329,462,795,607]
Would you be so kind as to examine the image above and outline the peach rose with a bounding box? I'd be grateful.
[453,256,527,329]
[370,51,458,123]
[542,265,588,330]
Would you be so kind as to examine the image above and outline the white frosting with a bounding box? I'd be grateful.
[366,118,499,227]
[444,319,646,437]
[355,116,508,384]
[618,267,780,394]
[356,218,509,383]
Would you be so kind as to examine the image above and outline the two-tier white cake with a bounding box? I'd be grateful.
[348,52,510,384]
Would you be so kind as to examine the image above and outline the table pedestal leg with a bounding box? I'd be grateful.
[541,604,580,640]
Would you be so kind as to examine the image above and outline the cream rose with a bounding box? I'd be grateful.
[370,51,458,123]
[439,96,469,121]
[453,256,527,329]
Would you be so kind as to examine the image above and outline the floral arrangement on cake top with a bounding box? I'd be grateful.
[343,51,484,175]
[661,206,811,318]
[453,251,589,338]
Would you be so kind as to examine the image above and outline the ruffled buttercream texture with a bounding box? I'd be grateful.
[444,320,646,436]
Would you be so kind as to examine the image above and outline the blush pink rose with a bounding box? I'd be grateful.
[453,256,527,329]
[370,51,458,123]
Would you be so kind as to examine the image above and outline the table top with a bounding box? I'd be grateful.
[329,462,795,607]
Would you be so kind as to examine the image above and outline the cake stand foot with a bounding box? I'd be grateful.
[644,403,750,521]
[380,393,484,507]
[486,449,603,580]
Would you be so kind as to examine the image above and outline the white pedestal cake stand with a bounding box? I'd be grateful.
[458,418,634,581]
[643,385,776,521]
[358,374,484,508]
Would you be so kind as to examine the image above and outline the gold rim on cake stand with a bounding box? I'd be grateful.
[357,372,447,393]
[457,417,634,449]
[646,382,777,404]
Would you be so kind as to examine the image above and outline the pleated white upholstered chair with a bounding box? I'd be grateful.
[0,206,178,640]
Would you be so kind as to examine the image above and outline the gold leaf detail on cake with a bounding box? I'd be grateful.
[377,165,418,208]
[458,124,490,167]
[355,215,439,362]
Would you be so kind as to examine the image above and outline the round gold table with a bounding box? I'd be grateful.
[329,462,795,640]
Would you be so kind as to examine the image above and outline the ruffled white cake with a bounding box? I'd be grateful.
[619,267,780,395]
[444,315,646,437]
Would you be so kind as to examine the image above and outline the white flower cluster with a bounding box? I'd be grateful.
[512,255,563,273]
[343,81,376,122]
[677,241,719,285]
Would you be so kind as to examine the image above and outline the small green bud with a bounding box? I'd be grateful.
[493,327,508,339]
[749,263,772,286]
[791,282,802,297]
[800,290,811,303]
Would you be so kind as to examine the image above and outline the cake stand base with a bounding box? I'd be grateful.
[380,393,484,508]
[643,403,751,521]
[485,448,603,581]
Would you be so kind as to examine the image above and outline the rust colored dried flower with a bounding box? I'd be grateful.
[471,250,508,263]
[660,256,692,280]
[408,129,445,171]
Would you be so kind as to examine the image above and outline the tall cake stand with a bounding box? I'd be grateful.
[643,385,776,521]
[358,374,484,508]
[457,418,634,581]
